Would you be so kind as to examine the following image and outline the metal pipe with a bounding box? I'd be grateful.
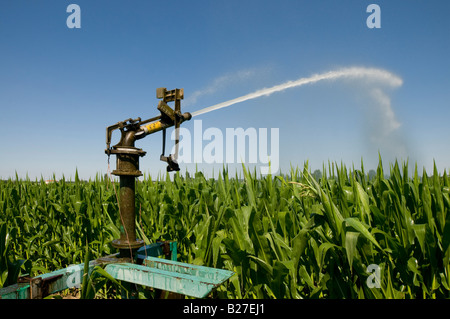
[134,112,192,140]
[112,174,144,258]
[110,130,144,258]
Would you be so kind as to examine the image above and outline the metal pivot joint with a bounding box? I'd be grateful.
[156,88,188,172]
[105,88,191,258]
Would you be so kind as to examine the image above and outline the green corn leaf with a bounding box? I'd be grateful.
[242,164,256,208]
[249,207,272,265]
[91,265,125,287]
[442,211,450,263]
[80,242,91,299]
[318,242,337,272]
[422,169,436,233]
[248,255,273,277]
[272,260,289,298]
[212,230,226,268]
[411,224,426,256]
[433,162,445,233]
[0,223,7,259]
[344,217,382,250]
[345,231,360,271]
[355,181,371,224]
[291,229,308,271]
[299,265,315,289]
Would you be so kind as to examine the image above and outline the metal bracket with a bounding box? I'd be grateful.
[17,274,63,299]
[105,117,142,155]
[156,88,184,102]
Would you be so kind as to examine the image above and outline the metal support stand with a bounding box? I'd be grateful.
[109,144,146,258]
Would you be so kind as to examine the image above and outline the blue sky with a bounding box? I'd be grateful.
[0,0,449,180]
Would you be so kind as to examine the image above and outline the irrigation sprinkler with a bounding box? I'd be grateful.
[104,88,191,258]
[0,88,234,299]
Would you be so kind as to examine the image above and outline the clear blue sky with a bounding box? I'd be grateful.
[1,0,449,180]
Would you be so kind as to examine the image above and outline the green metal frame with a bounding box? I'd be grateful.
[0,241,234,299]
[106,257,234,299]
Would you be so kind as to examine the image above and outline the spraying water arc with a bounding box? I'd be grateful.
[191,67,403,117]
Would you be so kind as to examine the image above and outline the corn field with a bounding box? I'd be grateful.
[1,159,449,298]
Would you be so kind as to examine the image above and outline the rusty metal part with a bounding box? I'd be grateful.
[156,87,184,102]
[95,252,128,264]
[110,147,146,177]
[162,241,171,258]
[106,118,146,177]
[155,88,190,171]
[17,274,63,299]
[157,101,176,122]
[111,174,145,255]
[106,117,141,154]
[106,119,146,256]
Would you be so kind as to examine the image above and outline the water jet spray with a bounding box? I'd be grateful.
[191,67,403,118]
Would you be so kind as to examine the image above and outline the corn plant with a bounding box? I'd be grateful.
[1,160,449,298]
